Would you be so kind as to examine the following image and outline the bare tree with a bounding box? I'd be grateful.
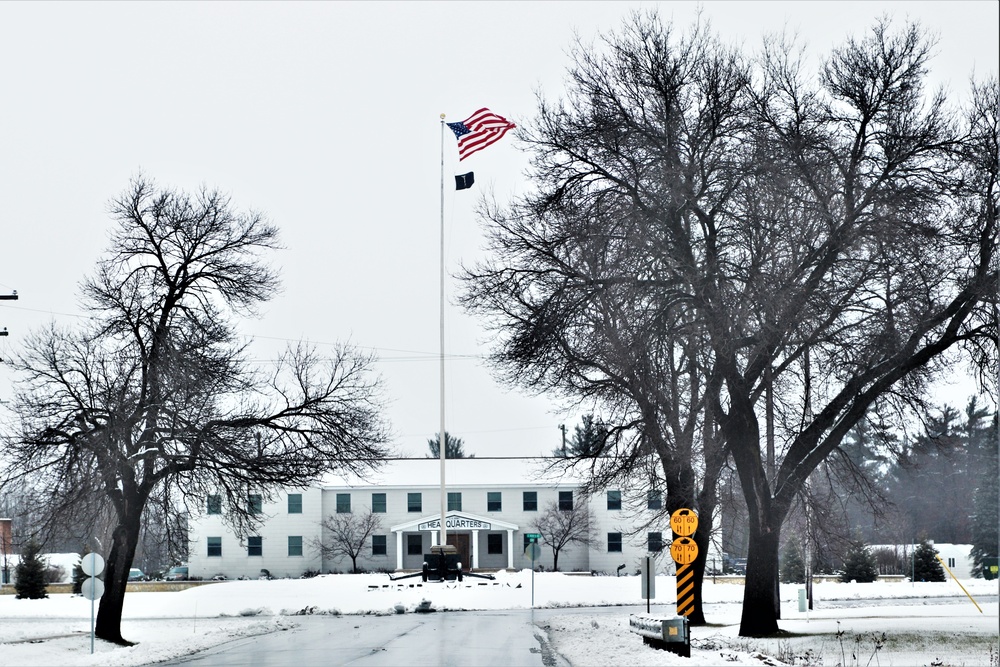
[0,176,390,644]
[531,501,600,572]
[316,509,383,573]
[462,12,995,637]
[461,12,738,625]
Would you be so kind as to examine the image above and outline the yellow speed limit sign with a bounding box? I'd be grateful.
[670,537,699,564]
[670,508,698,537]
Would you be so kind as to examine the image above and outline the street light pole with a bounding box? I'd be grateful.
[1,290,18,339]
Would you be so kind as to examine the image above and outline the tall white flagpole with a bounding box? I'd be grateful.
[438,114,447,550]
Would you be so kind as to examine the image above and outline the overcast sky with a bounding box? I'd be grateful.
[0,1,996,459]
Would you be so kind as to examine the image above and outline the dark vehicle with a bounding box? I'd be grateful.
[128,568,145,581]
[165,565,189,581]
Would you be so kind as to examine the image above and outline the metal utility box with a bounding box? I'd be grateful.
[629,614,690,658]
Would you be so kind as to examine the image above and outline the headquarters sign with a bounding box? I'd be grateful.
[418,516,491,531]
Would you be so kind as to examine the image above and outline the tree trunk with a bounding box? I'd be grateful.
[683,505,715,626]
[552,547,559,572]
[739,515,782,636]
[721,386,786,636]
[95,506,142,645]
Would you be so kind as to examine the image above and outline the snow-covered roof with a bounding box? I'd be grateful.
[320,457,585,490]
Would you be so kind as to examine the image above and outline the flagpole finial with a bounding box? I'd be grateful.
[440,113,446,120]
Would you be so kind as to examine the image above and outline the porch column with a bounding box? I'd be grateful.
[471,529,479,569]
[506,530,514,569]
[395,530,403,570]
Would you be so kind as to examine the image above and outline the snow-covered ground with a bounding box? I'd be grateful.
[1,572,997,666]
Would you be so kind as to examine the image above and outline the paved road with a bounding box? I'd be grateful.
[161,596,999,666]
[167,609,570,667]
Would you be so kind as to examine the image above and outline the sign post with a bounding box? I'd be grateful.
[525,533,541,608]
[640,555,655,613]
[80,552,105,654]
[669,509,698,618]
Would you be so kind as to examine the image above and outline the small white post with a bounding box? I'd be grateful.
[89,553,96,654]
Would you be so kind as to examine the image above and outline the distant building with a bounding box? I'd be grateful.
[870,542,974,579]
[0,518,12,585]
[187,458,717,579]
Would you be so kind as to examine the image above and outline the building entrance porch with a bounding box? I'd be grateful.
[390,511,519,571]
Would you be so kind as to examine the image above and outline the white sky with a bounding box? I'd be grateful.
[0,1,996,459]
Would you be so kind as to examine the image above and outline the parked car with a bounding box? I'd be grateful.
[128,568,146,581]
[165,565,189,581]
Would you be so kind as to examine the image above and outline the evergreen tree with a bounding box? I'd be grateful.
[14,539,49,599]
[72,545,91,595]
[554,414,609,457]
[780,539,805,584]
[840,539,879,583]
[969,414,998,579]
[912,539,946,582]
[426,432,472,458]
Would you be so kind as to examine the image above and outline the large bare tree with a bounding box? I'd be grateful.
[713,23,996,635]
[0,177,390,644]
[462,11,996,637]
[462,13,743,625]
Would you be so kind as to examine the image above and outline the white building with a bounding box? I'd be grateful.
[187,458,706,579]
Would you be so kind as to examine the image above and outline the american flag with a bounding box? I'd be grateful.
[447,108,516,161]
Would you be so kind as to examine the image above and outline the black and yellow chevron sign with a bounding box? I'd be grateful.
[675,561,695,616]
[670,508,699,618]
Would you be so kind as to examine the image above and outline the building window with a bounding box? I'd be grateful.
[248,536,262,557]
[488,534,503,555]
[487,492,502,512]
[408,493,422,513]
[523,535,534,551]
[607,490,621,511]
[948,557,956,568]
[407,534,423,555]
[287,493,302,514]
[448,492,462,512]
[372,493,387,513]
[608,532,623,553]
[288,535,303,557]
[648,532,663,552]
[207,537,222,557]
[336,493,351,513]
[559,491,574,511]
[372,535,387,556]
[249,494,263,515]
[207,495,222,515]
[523,491,538,511]
[647,490,662,510]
